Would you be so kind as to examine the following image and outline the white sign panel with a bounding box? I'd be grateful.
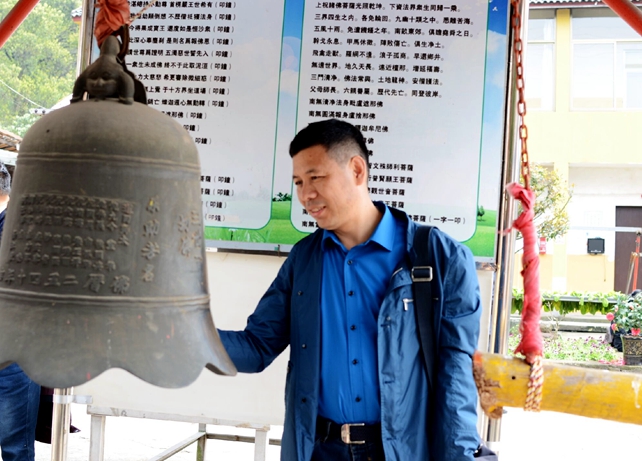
[293,2,489,240]
[121,0,510,260]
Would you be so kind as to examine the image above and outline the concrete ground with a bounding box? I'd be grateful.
[500,408,642,460]
[7,329,636,461]
[14,403,639,461]
[6,330,635,461]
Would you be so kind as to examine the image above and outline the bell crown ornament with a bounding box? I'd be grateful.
[0,35,236,388]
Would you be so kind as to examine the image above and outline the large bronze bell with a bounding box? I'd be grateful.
[0,36,236,388]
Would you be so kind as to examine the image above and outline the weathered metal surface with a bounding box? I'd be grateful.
[474,351,642,425]
[72,36,134,105]
[0,79,236,389]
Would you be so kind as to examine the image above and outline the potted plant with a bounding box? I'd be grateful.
[609,292,642,365]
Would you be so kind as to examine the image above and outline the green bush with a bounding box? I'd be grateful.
[512,289,628,316]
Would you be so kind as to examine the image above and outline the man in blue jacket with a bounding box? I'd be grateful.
[219,119,482,460]
[0,162,41,461]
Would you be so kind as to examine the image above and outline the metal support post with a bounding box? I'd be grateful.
[253,429,268,461]
[89,414,106,461]
[75,0,96,76]
[51,387,73,461]
[196,423,206,461]
[482,0,528,452]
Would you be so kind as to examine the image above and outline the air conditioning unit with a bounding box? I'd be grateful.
[587,237,605,255]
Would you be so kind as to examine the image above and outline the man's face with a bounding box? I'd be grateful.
[292,145,360,233]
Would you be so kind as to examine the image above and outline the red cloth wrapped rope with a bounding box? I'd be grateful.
[506,182,543,364]
[94,0,130,47]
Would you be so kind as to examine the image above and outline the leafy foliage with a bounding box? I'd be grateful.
[511,288,628,315]
[4,113,39,137]
[272,192,292,202]
[612,292,642,334]
[517,165,573,241]
[0,0,80,133]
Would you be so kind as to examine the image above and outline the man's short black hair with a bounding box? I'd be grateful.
[289,119,369,168]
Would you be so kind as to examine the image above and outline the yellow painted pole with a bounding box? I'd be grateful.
[474,352,642,425]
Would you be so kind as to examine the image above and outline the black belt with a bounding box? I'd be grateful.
[316,415,382,445]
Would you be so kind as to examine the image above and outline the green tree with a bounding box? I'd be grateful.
[519,164,573,241]
[272,192,292,202]
[0,0,80,133]
[4,113,39,137]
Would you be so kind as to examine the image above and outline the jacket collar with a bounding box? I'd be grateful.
[386,205,419,255]
[308,206,420,291]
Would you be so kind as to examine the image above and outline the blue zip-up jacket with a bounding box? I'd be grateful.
[219,207,481,460]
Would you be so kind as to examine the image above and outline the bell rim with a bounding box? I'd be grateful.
[0,301,237,388]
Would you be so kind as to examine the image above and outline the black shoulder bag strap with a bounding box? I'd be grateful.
[412,226,499,461]
[411,225,436,394]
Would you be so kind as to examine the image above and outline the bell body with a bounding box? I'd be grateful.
[0,99,236,388]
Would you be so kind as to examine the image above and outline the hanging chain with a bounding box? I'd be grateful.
[511,0,531,191]
[511,0,543,412]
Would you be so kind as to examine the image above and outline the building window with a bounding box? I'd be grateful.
[526,12,555,111]
[572,9,642,110]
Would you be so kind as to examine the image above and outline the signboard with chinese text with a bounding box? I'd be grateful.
[122,0,510,261]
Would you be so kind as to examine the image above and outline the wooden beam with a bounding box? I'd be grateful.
[603,0,642,37]
[474,352,642,425]
[0,0,40,49]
